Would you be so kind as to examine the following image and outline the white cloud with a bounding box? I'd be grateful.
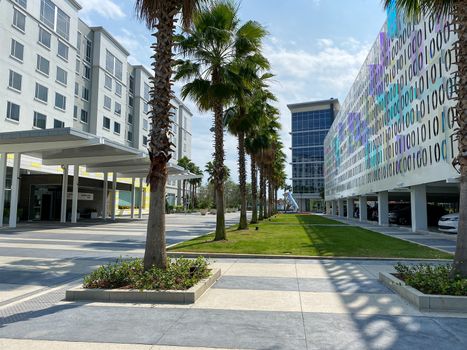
[79,0,125,20]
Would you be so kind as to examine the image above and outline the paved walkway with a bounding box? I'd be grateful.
[326,215,457,254]
[1,258,466,349]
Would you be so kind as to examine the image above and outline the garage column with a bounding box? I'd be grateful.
[71,165,79,224]
[9,153,21,228]
[0,153,7,227]
[111,172,117,221]
[359,196,368,221]
[138,177,143,219]
[60,165,68,223]
[130,177,135,219]
[378,191,389,226]
[347,197,355,219]
[410,184,427,232]
[331,200,337,216]
[337,199,345,217]
[102,172,108,220]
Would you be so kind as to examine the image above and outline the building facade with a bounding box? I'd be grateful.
[288,99,339,212]
[0,0,192,221]
[324,5,460,231]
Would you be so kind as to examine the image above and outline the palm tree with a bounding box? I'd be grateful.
[383,0,466,277]
[177,156,192,209]
[175,1,265,240]
[135,0,204,270]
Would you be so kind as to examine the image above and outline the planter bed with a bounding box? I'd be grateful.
[66,268,221,304]
[379,272,467,313]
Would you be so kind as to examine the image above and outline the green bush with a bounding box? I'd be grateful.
[395,263,467,296]
[83,257,211,290]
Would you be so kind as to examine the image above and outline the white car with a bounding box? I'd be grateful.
[438,213,459,233]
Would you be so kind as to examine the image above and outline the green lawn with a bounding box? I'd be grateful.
[169,214,452,259]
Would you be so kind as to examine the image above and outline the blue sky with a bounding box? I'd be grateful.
[79,0,387,183]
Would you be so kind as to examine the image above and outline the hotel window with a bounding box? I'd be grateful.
[73,105,78,119]
[38,27,51,48]
[115,82,122,97]
[36,55,50,76]
[55,92,66,110]
[114,102,121,116]
[105,51,114,73]
[85,39,92,62]
[83,64,91,79]
[56,66,67,86]
[143,102,149,114]
[127,131,133,142]
[40,0,70,40]
[10,39,24,61]
[8,70,22,91]
[13,9,26,32]
[115,59,123,80]
[54,119,64,128]
[15,0,27,9]
[75,59,80,74]
[129,96,134,107]
[144,83,150,101]
[76,32,81,56]
[114,121,120,134]
[33,112,47,129]
[35,83,48,103]
[74,82,79,96]
[6,102,20,122]
[81,87,89,101]
[143,136,148,146]
[143,119,148,131]
[104,95,111,110]
[80,109,88,123]
[103,116,110,130]
[128,113,133,124]
[104,74,112,90]
[57,40,68,60]
[129,75,135,94]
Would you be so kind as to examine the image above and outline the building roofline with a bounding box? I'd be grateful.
[90,26,130,56]
[69,0,82,10]
[287,98,339,111]
[174,96,193,116]
[132,65,153,78]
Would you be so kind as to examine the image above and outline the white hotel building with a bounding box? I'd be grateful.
[324,6,460,232]
[0,0,193,226]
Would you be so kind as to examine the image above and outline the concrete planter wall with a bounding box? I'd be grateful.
[379,272,467,313]
[66,269,221,304]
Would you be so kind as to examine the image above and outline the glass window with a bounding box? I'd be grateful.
[73,105,77,119]
[114,121,120,134]
[144,83,150,101]
[103,116,110,129]
[143,119,148,130]
[143,102,149,114]
[33,112,47,129]
[83,64,91,79]
[35,83,48,102]
[56,8,70,40]
[115,59,123,80]
[129,96,134,107]
[127,131,133,141]
[15,0,27,9]
[75,59,80,73]
[128,114,133,124]
[54,119,64,128]
[85,39,92,62]
[36,55,50,75]
[115,82,122,96]
[40,0,55,30]
[10,39,24,61]
[8,70,22,91]
[104,74,112,90]
[104,95,111,110]
[114,102,121,116]
[129,75,135,94]
[38,27,51,48]
[55,92,66,110]
[6,101,20,121]
[81,87,89,101]
[105,51,114,73]
[57,41,68,60]
[76,32,81,56]
[56,66,67,85]
[13,9,26,31]
[74,82,79,96]
[143,136,147,146]
[80,109,88,123]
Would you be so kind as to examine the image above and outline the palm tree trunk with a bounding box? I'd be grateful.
[213,99,226,240]
[259,167,264,220]
[250,156,258,224]
[268,180,273,218]
[144,7,176,271]
[452,1,467,278]
[262,175,267,219]
[238,132,248,229]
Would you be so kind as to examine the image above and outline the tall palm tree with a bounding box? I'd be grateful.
[175,1,264,240]
[383,0,466,277]
[135,0,204,270]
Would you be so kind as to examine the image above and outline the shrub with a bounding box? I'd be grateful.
[83,257,211,290]
[394,263,467,296]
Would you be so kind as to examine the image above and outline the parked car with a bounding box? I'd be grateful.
[388,205,447,227]
[438,213,459,234]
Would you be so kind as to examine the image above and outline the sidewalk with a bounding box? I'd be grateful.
[1,258,466,350]
[326,215,457,254]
